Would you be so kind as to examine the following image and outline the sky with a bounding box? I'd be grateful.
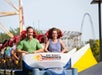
[0,0,101,41]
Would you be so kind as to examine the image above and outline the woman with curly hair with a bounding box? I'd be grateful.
[44,27,66,53]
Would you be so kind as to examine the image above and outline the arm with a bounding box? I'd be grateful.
[17,49,29,56]
[17,49,29,54]
[34,48,44,53]
[0,47,6,54]
[11,50,19,60]
[60,39,66,53]
[17,41,29,55]
[44,41,50,52]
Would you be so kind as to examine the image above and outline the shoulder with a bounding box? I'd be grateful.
[48,39,51,43]
[59,39,63,44]
[18,38,27,45]
[45,39,50,45]
[32,38,39,42]
[19,39,26,43]
[49,39,52,42]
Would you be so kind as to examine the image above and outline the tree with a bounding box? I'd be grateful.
[86,39,100,62]
[0,32,10,43]
[0,28,20,43]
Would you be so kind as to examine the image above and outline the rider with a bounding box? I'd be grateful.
[44,27,66,53]
[17,26,43,75]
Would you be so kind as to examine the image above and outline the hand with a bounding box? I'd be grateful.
[22,51,29,54]
[33,51,37,54]
[22,51,29,56]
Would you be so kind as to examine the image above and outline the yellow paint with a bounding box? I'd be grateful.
[72,48,97,72]
[33,54,42,61]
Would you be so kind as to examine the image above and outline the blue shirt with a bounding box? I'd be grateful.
[48,39,61,52]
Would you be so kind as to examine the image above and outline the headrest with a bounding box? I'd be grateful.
[20,30,38,39]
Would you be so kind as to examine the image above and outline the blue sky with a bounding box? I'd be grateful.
[0,0,101,41]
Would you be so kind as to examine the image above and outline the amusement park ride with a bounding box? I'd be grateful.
[0,0,23,37]
[0,0,82,51]
[0,0,100,75]
[0,0,79,75]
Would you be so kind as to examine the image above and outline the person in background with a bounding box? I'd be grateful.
[44,27,66,53]
[0,42,2,50]
[11,35,21,66]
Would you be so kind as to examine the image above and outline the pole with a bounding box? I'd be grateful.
[98,1,102,61]
[19,0,23,34]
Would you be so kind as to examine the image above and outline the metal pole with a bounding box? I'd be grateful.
[98,1,102,61]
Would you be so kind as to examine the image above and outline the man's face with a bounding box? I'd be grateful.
[27,28,34,39]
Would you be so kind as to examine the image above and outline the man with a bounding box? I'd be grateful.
[16,26,43,75]
[17,26,43,55]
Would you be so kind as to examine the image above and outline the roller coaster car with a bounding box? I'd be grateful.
[23,52,78,75]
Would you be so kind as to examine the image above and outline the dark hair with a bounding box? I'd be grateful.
[26,26,34,32]
[48,27,61,39]
[26,26,38,38]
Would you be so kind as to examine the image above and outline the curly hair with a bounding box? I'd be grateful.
[47,27,62,39]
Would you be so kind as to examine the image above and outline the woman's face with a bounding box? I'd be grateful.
[52,30,58,39]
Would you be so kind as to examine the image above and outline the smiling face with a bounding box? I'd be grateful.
[27,28,34,39]
[52,30,58,39]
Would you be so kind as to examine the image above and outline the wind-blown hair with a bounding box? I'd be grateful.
[46,27,63,39]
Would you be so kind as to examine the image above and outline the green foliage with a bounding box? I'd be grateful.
[86,39,100,62]
[0,28,20,43]
[0,33,10,43]
[9,27,20,35]
[0,27,42,43]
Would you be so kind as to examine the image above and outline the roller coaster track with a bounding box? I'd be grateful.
[80,12,95,40]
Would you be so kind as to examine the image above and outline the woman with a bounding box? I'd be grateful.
[44,27,66,53]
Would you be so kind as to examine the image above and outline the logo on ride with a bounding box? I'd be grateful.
[33,54,61,61]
